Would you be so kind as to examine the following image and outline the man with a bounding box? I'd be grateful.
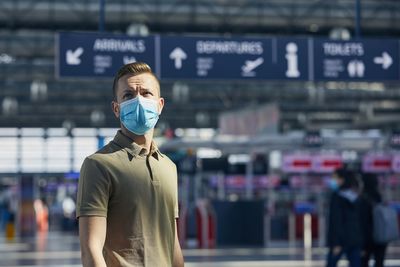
[326,168,362,267]
[77,62,184,267]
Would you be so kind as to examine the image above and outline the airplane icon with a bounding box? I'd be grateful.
[242,57,264,75]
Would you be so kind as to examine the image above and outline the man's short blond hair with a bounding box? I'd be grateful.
[112,62,160,99]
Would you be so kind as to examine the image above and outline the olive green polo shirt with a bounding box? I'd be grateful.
[77,130,179,267]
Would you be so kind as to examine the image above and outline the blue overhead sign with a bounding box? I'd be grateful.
[160,36,270,80]
[313,39,399,81]
[160,36,308,80]
[56,32,400,82]
[272,38,309,81]
[56,32,156,78]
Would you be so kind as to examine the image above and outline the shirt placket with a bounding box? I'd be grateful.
[146,155,160,186]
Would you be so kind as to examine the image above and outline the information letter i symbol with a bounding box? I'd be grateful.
[285,42,300,78]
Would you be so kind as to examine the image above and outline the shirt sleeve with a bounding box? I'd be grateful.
[76,157,110,218]
[174,165,179,219]
[328,194,342,246]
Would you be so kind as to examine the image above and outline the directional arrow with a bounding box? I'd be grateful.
[374,52,393,69]
[169,47,187,69]
[66,47,84,65]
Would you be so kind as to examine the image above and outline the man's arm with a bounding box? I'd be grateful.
[79,216,107,267]
[173,219,184,267]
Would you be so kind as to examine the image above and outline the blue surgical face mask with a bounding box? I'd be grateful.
[328,178,339,191]
[119,96,160,135]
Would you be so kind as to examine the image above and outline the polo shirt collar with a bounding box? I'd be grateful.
[113,130,162,160]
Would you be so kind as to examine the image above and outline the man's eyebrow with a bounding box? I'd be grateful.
[139,87,154,92]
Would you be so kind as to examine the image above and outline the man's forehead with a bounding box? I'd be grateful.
[120,73,158,88]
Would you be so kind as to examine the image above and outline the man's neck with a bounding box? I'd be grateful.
[120,127,153,154]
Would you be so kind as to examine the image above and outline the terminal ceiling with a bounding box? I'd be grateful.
[1,0,400,131]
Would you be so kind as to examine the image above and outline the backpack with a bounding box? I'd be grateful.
[372,203,399,244]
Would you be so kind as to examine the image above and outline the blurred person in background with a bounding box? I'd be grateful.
[77,62,184,267]
[34,198,49,232]
[360,173,387,267]
[62,195,77,231]
[326,168,363,267]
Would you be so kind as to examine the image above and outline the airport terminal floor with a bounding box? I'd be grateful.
[0,231,399,267]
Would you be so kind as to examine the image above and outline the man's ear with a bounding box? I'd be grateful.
[112,101,120,119]
[158,97,164,114]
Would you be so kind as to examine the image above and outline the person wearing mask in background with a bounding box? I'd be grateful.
[360,173,387,267]
[326,168,363,267]
[77,62,184,267]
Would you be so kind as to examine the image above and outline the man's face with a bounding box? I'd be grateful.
[332,173,344,186]
[112,73,164,119]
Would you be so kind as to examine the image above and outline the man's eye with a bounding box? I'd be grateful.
[143,91,153,96]
[123,93,133,99]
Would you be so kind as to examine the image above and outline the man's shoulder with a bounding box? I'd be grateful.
[330,191,341,202]
[83,141,122,166]
[159,152,176,168]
